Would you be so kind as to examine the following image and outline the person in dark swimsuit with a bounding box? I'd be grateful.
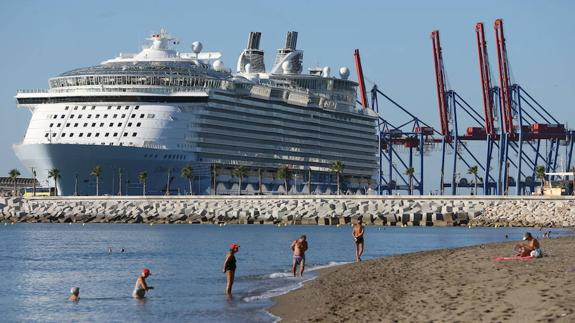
[223,243,239,296]
[352,218,365,262]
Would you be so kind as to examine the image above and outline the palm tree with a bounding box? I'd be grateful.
[535,165,546,195]
[467,165,479,195]
[8,169,20,196]
[181,164,194,195]
[404,167,415,195]
[258,168,263,195]
[211,163,221,195]
[32,168,37,197]
[277,165,291,195]
[165,168,172,196]
[330,161,345,195]
[48,168,61,196]
[571,166,575,196]
[90,165,102,196]
[138,171,148,196]
[232,165,247,195]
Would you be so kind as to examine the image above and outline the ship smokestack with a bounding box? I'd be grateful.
[272,31,303,74]
[236,32,266,73]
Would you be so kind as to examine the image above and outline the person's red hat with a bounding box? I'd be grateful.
[142,268,151,276]
[230,243,239,250]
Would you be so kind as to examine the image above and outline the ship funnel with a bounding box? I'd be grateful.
[236,32,266,74]
[271,31,303,75]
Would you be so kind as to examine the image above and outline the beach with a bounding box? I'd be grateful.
[271,235,575,322]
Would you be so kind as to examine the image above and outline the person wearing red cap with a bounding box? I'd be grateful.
[132,268,154,299]
[223,243,239,296]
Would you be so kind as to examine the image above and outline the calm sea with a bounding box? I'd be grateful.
[0,224,566,322]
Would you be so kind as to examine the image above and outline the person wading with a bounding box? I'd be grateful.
[223,243,239,296]
[291,235,308,277]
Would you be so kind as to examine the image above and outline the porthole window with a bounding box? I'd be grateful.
[123,133,128,137]
[74,106,78,110]
[116,106,121,110]
[135,106,140,110]
[74,123,78,127]
[95,133,100,137]
[60,115,65,119]
[91,106,96,110]
[109,123,114,127]
[125,106,129,110]
[113,133,118,137]
[99,123,104,127]
[121,114,126,118]
[131,114,136,118]
[44,133,49,137]
[70,115,74,119]
[132,132,137,137]
[104,114,108,118]
[65,106,69,110]
[113,114,118,118]
[82,106,86,110]
[96,114,100,118]
[69,133,74,137]
[83,123,87,127]
[61,133,66,137]
[128,122,132,127]
[105,133,109,137]
[53,115,58,119]
[140,114,145,118]
[57,123,61,127]
[87,133,91,137]
[118,123,122,127]
[66,123,70,127]
[79,133,84,137]
[52,133,56,137]
[91,123,96,127]
[87,114,92,119]
[107,106,112,110]
[49,123,54,127]
[78,115,82,119]
[136,122,141,127]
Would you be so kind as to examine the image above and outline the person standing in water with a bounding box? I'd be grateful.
[132,268,154,299]
[352,218,365,262]
[68,287,80,302]
[223,243,239,296]
[291,235,308,277]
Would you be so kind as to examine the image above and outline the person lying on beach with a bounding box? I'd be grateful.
[515,232,542,257]
[68,287,80,302]
[352,218,365,262]
[132,268,154,299]
[291,235,308,277]
[223,243,239,296]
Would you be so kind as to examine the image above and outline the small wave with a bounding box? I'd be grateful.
[268,272,293,279]
[243,277,315,302]
[307,261,350,272]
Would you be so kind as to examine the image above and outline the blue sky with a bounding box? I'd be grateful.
[0,0,573,192]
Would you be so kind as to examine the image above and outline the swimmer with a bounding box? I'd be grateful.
[132,268,154,299]
[291,235,308,277]
[121,248,125,253]
[108,247,112,253]
[68,287,80,302]
[223,243,239,296]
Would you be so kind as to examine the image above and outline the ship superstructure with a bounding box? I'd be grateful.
[14,30,378,195]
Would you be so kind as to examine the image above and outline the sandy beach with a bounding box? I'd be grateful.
[271,235,575,322]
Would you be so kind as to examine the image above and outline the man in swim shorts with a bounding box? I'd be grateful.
[352,218,365,262]
[291,235,308,277]
[516,232,542,257]
[132,268,154,299]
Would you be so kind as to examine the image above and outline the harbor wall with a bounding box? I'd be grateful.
[0,196,574,227]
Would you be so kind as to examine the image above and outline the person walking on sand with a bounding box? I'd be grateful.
[291,235,308,277]
[352,218,365,262]
[515,232,542,257]
[132,268,154,299]
[223,243,239,296]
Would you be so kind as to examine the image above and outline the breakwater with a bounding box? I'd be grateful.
[0,196,573,227]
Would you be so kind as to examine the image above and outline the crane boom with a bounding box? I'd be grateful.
[494,19,514,137]
[475,22,496,138]
[354,49,368,109]
[431,30,451,142]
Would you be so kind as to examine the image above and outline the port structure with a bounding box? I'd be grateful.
[355,49,440,195]
[432,30,499,195]
[492,19,574,195]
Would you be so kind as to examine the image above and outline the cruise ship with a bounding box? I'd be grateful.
[14,30,378,196]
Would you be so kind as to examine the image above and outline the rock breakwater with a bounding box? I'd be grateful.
[0,196,573,227]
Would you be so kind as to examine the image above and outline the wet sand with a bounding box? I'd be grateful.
[271,235,575,322]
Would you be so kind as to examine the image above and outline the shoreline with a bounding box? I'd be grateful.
[270,235,575,322]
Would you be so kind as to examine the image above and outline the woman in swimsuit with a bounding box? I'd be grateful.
[132,268,154,299]
[223,243,239,296]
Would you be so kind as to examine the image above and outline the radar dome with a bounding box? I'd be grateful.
[282,61,292,74]
[244,63,252,74]
[322,66,331,78]
[213,60,225,71]
[339,67,350,80]
[191,41,203,54]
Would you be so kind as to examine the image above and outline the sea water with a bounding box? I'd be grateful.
[0,224,566,322]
